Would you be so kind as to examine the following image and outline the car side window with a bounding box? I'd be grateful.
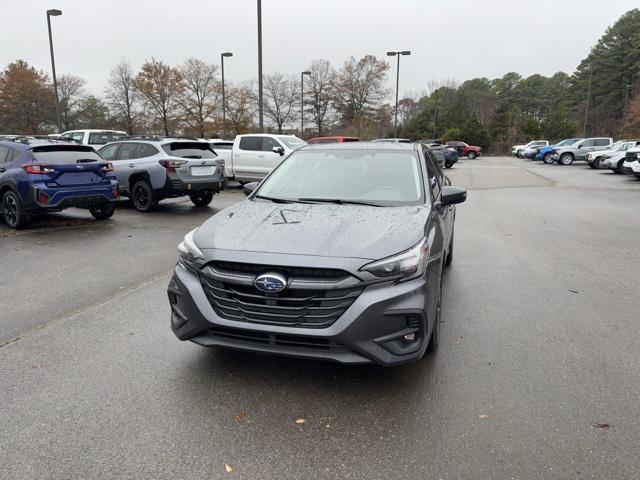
[424,151,441,200]
[100,144,119,160]
[262,137,280,152]
[8,148,20,163]
[581,139,594,147]
[0,145,9,163]
[239,137,262,151]
[139,144,159,158]
[594,139,610,147]
[71,132,85,143]
[116,143,139,160]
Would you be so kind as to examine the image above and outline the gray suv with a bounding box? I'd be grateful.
[99,137,225,211]
[167,142,467,366]
[551,137,613,165]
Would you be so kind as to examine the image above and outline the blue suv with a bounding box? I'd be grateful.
[0,139,119,229]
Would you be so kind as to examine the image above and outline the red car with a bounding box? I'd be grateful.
[446,141,482,159]
[307,136,359,144]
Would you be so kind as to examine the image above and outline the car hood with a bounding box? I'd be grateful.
[193,200,430,260]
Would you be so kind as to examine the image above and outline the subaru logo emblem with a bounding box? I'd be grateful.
[254,273,287,293]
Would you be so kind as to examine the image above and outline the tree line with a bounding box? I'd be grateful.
[1,8,639,149]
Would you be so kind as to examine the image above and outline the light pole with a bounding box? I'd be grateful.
[257,0,264,132]
[387,50,410,138]
[46,9,62,133]
[583,65,593,137]
[220,52,233,139]
[300,70,311,136]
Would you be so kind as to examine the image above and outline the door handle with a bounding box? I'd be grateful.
[258,155,265,158]
[128,164,135,168]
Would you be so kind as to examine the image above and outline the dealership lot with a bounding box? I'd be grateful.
[1,157,640,479]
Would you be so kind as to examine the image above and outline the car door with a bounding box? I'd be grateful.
[259,136,286,177]
[112,143,140,192]
[0,145,10,177]
[593,138,612,152]
[234,136,262,181]
[576,139,594,160]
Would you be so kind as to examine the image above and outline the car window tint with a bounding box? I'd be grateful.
[71,132,85,143]
[211,142,232,150]
[594,139,610,147]
[239,137,262,151]
[424,151,441,199]
[162,142,216,159]
[262,137,280,152]
[31,146,102,163]
[116,143,139,160]
[9,148,20,162]
[0,145,10,163]
[99,144,119,160]
[139,144,159,158]
[581,140,594,147]
[88,132,128,145]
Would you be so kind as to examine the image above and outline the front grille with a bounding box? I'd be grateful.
[199,269,363,328]
[625,152,638,161]
[210,261,349,280]
[209,325,349,352]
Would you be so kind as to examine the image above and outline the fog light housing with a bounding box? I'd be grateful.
[403,333,416,341]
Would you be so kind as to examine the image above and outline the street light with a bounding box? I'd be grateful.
[220,52,233,140]
[46,9,62,133]
[300,70,311,136]
[257,0,264,132]
[387,50,411,138]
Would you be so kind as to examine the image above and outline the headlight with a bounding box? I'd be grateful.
[178,228,205,270]
[360,238,429,281]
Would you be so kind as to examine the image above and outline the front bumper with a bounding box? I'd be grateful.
[168,262,436,366]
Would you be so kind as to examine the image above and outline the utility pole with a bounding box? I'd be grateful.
[386,51,411,138]
[300,70,310,136]
[257,0,264,132]
[220,52,233,139]
[46,9,63,132]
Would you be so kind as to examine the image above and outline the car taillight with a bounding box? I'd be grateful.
[22,163,55,174]
[101,162,114,172]
[159,159,188,172]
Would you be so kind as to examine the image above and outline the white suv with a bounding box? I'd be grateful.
[621,149,640,178]
[512,140,549,157]
[60,129,128,148]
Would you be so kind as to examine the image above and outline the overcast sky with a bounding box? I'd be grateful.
[1,0,637,98]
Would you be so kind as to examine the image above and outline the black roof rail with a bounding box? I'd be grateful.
[122,135,164,141]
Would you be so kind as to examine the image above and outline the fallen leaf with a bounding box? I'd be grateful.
[593,422,609,430]
[295,418,306,424]
[225,464,233,473]
[235,413,247,422]
[478,415,488,419]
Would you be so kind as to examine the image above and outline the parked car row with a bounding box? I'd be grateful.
[512,136,640,178]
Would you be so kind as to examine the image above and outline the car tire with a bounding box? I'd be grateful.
[613,160,624,174]
[190,191,214,207]
[131,180,157,212]
[542,152,553,164]
[467,151,477,159]
[444,161,453,169]
[588,158,600,169]
[445,227,454,266]
[89,202,115,220]
[2,190,30,229]
[426,273,443,354]
[559,153,574,166]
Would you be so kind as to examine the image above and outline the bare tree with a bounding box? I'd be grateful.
[105,60,138,134]
[332,55,390,136]
[225,83,254,136]
[179,57,221,137]
[426,78,459,95]
[58,74,86,130]
[305,59,334,135]
[132,58,183,135]
[260,72,298,133]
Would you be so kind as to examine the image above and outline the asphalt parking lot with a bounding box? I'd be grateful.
[2,157,640,479]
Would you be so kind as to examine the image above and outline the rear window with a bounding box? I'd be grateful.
[32,146,103,163]
[162,142,216,159]
[277,136,307,149]
[88,132,128,145]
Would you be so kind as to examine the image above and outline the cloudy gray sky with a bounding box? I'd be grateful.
[1,0,637,97]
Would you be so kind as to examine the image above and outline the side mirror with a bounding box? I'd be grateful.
[273,146,285,156]
[243,182,259,196]
[577,144,583,149]
[439,186,467,206]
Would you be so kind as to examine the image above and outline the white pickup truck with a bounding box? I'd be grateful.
[223,133,306,183]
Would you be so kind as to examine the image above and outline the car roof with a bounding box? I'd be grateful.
[301,141,419,151]
[0,139,83,151]
[62,129,127,134]
[238,133,298,138]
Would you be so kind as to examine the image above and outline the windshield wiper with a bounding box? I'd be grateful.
[254,194,296,204]
[76,158,97,163]
[296,198,384,207]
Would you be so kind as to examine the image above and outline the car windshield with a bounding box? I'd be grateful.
[162,142,217,159]
[277,136,307,149]
[556,138,581,147]
[255,149,424,206]
[31,146,103,163]
[612,141,628,151]
[88,132,127,145]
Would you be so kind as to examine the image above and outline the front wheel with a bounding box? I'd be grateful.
[444,161,453,169]
[190,191,214,207]
[588,158,600,169]
[612,160,624,174]
[2,190,30,229]
[131,180,157,212]
[542,152,553,164]
[467,151,477,159]
[559,153,574,166]
[89,202,115,220]
[445,228,454,266]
